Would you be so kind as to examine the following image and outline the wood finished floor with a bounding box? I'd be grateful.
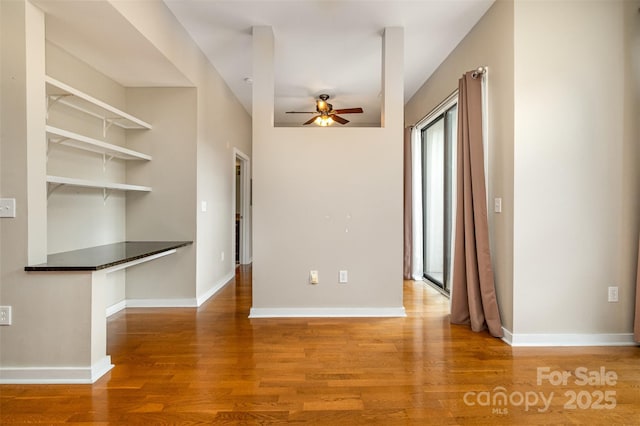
[1,265,639,425]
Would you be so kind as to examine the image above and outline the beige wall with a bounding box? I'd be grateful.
[405,0,515,330]
[46,42,127,255]
[0,0,252,378]
[0,0,98,370]
[407,0,639,340]
[513,0,638,336]
[125,87,197,301]
[251,27,405,314]
[623,0,640,332]
[111,0,253,301]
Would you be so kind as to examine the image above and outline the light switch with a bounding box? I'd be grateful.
[310,270,319,284]
[494,197,502,213]
[0,198,16,218]
[201,201,207,212]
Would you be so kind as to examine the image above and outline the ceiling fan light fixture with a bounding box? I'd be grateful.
[315,115,333,127]
[288,94,361,126]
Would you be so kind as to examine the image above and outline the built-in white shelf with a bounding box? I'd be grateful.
[46,76,152,131]
[47,175,152,193]
[46,125,151,161]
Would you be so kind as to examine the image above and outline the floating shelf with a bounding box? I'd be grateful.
[47,175,152,193]
[46,125,151,161]
[46,76,152,130]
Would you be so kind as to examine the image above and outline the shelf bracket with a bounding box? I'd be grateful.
[46,94,71,119]
[102,153,115,172]
[103,188,112,204]
[47,182,65,199]
[102,118,117,138]
[46,136,70,162]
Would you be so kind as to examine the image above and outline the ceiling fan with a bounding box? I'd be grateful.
[286,94,363,126]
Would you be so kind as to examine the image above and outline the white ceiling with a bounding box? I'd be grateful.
[33,0,193,88]
[164,0,494,126]
[33,0,495,127]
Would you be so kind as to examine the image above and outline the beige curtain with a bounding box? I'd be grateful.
[450,71,503,338]
[635,236,640,342]
[403,127,413,280]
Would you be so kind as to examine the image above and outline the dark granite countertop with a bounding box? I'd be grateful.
[25,241,192,271]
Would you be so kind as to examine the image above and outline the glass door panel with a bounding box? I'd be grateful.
[421,104,457,293]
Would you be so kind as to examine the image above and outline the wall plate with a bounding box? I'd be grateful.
[0,198,16,218]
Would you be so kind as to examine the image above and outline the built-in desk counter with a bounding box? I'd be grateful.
[25,241,192,272]
[20,241,193,383]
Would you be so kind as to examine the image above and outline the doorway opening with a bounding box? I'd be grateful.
[234,149,251,265]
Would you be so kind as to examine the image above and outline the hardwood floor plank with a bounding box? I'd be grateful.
[1,265,638,424]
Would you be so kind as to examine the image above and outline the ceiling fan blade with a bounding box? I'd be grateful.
[303,116,320,125]
[332,107,363,114]
[286,111,316,114]
[330,114,349,125]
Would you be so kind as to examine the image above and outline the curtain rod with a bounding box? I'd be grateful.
[471,66,487,79]
[409,66,486,127]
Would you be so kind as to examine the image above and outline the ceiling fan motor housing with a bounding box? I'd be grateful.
[316,94,332,113]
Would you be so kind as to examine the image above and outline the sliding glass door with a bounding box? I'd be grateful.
[421,104,457,293]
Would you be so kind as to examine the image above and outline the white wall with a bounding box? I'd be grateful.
[251,27,405,315]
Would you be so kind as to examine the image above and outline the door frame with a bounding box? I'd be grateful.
[417,94,458,294]
[233,148,251,265]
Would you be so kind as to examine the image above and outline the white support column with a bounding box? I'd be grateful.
[90,270,114,381]
[252,26,275,131]
[25,0,48,265]
[381,27,404,130]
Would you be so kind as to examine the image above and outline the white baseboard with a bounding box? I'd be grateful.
[502,327,637,347]
[125,298,197,308]
[249,307,407,318]
[501,327,514,345]
[196,270,235,307]
[105,271,235,316]
[106,300,127,317]
[107,299,198,317]
[0,356,113,384]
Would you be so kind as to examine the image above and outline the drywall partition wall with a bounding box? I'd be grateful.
[622,0,640,337]
[125,87,197,303]
[251,27,405,316]
[513,0,637,342]
[194,63,253,302]
[405,0,515,331]
[110,0,252,302]
[1,0,251,382]
[0,0,106,381]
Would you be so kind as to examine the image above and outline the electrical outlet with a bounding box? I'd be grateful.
[0,198,16,218]
[608,286,618,303]
[0,306,12,325]
[339,270,348,283]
